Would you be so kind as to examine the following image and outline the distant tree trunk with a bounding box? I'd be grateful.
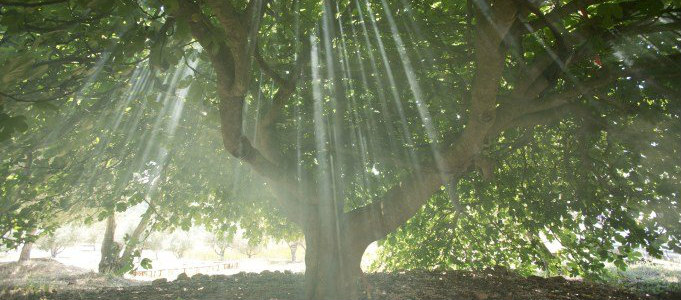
[214,246,226,260]
[18,153,35,263]
[288,242,298,263]
[99,208,153,274]
[98,214,119,273]
[18,229,38,262]
[50,246,62,258]
[18,242,34,262]
[119,209,153,262]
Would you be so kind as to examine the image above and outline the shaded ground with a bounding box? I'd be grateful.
[2,260,680,300]
[0,259,140,291]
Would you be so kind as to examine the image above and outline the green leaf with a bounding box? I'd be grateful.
[115,202,128,212]
[635,0,664,16]
[27,64,49,81]
[596,3,624,28]
[1,55,35,85]
[87,0,115,12]
[34,101,59,113]
[140,258,153,269]
[0,114,29,141]
[160,0,179,14]
[0,11,24,34]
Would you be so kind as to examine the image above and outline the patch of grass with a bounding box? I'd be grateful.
[604,258,681,295]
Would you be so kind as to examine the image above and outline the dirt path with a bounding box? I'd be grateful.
[3,267,680,300]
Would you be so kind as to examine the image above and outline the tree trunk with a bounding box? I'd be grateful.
[18,242,34,262]
[18,153,35,263]
[98,214,119,273]
[50,247,59,258]
[18,228,38,262]
[289,242,298,263]
[119,209,153,262]
[303,217,366,300]
[98,209,153,274]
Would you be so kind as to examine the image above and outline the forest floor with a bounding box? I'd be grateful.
[1,259,680,300]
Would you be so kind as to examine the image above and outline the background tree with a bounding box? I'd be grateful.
[168,230,192,259]
[231,236,263,259]
[36,226,78,258]
[143,231,165,260]
[84,224,102,251]
[209,229,235,260]
[287,240,304,263]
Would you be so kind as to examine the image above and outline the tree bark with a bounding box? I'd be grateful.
[288,242,298,263]
[98,214,119,273]
[50,246,61,258]
[119,209,153,262]
[18,228,38,262]
[18,153,35,263]
[18,242,34,262]
[303,212,366,300]
[98,209,153,274]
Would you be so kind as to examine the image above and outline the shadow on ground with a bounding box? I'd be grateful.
[2,260,680,300]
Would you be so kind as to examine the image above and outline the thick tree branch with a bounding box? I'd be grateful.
[21,13,108,33]
[174,1,316,226]
[346,75,613,248]
[204,0,247,45]
[174,2,219,54]
[459,0,517,152]
[253,38,311,160]
[346,0,518,246]
[119,207,154,261]
[345,0,678,245]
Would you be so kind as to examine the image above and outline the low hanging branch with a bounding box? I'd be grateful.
[173,0,317,226]
[347,0,518,245]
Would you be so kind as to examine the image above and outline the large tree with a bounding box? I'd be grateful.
[1,0,680,299]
